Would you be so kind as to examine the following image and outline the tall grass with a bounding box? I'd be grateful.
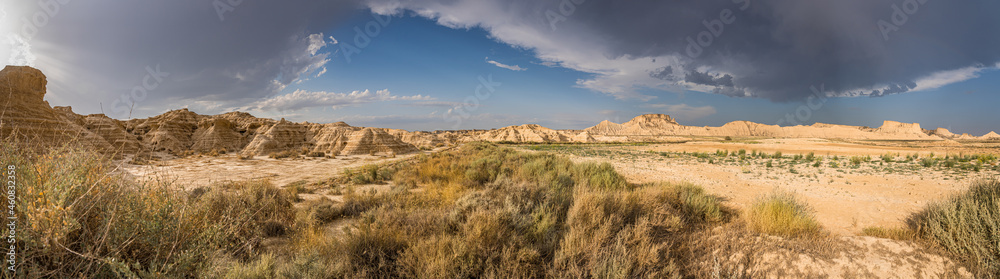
[12,141,734,277]
[3,142,295,277]
[908,179,1000,277]
[323,142,727,277]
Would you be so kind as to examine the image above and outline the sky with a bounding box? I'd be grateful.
[1,0,999,135]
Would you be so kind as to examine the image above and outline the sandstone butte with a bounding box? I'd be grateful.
[1,65,997,158]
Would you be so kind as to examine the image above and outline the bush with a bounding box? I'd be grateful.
[307,151,325,158]
[849,156,868,166]
[908,179,1000,276]
[724,136,732,141]
[343,164,395,185]
[571,162,630,190]
[269,150,299,159]
[744,191,821,237]
[921,157,936,168]
[881,153,895,163]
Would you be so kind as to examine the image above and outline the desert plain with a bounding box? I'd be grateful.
[5,65,999,277]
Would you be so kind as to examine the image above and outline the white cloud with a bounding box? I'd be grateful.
[485,57,526,71]
[306,33,327,55]
[6,33,35,66]
[365,0,689,101]
[250,89,433,111]
[910,65,997,92]
[645,103,717,121]
[328,36,338,45]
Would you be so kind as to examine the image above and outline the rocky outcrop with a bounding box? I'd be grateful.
[191,118,244,152]
[241,120,311,155]
[83,114,143,154]
[981,131,1000,140]
[929,128,957,138]
[341,128,418,155]
[0,66,115,152]
[475,124,571,142]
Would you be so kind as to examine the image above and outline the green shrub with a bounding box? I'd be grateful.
[881,153,895,163]
[908,179,1000,276]
[849,156,867,166]
[744,191,821,237]
[921,157,936,168]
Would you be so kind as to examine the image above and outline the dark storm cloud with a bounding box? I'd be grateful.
[685,71,734,88]
[649,66,674,81]
[577,0,1000,100]
[26,0,360,117]
[367,0,1000,101]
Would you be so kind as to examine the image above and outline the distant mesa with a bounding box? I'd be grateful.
[1,66,995,159]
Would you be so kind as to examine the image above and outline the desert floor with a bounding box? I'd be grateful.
[124,138,1000,236]
[515,138,1000,235]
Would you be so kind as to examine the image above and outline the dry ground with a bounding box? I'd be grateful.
[124,153,423,190]
[120,139,992,277]
[516,138,1000,236]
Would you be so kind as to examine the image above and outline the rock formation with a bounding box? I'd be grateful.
[0,66,116,153]
[1,66,995,160]
[981,131,1000,140]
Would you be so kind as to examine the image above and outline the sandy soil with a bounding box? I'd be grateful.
[526,138,999,235]
[124,153,422,190]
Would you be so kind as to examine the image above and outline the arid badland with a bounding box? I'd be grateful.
[5,65,1000,277]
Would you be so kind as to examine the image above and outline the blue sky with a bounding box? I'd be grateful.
[274,12,1000,134]
[2,0,998,134]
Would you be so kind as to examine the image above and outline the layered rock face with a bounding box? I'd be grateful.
[341,128,419,155]
[0,66,116,152]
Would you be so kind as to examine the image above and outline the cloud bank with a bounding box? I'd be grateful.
[365,0,1000,101]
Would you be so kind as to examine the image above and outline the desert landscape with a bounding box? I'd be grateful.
[4,0,1000,278]
[3,65,999,277]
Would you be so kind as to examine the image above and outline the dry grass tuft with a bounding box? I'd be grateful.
[860,226,918,241]
[4,141,297,277]
[743,190,821,238]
